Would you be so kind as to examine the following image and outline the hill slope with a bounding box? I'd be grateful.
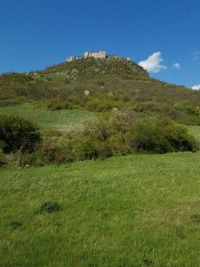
[41,57,149,79]
[1,57,200,125]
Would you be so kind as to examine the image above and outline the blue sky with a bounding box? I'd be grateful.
[0,0,200,88]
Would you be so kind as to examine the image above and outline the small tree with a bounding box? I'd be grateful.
[0,115,40,153]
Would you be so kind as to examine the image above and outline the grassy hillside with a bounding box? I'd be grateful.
[41,56,148,79]
[0,103,97,132]
[1,56,200,266]
[1,58,200,125]
[1,152,200,266]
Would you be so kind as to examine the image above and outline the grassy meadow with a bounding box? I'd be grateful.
[0,103,97,132]
[1,151,200,266]
[1,102,200,266]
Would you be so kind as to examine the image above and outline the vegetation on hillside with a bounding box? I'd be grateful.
[1,57,200,125]
[0,111,197,167]
[0,57,199,166]
[1,57,200,267]
[0,103,97,132]
[42,57,149,79]
[0,115,40,153]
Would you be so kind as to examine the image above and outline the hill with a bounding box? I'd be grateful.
[1,55,200,267]
[1,57,200,125]
[41,56,149,79]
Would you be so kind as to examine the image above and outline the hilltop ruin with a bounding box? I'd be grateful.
[67,51,106,62]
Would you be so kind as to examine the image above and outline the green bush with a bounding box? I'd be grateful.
[163,122,197,152]
[0,115,41,153]
[73,137,113,160]
[125,119,197,153]
[125,123,170,153]
[36,138,74,164]
[74,112,198,158]
[6,112,197,167]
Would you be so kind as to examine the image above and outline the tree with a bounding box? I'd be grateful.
[0,115,40,153]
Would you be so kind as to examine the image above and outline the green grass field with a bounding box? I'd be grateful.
[1,152,200,267]
[0,103,97,132]
[1,105,200,266]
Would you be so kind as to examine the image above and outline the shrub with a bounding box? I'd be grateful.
[73,137,113,160]
[0,115,41,153]
[73,138,99,160]
[15,136,74,167]
[125,123,171,153]
[7,111,197,166]
[76,112,197,157]
[35,138,74,165]
[71,111,139,159]
[125,119,197,153]
[163,123,197,152]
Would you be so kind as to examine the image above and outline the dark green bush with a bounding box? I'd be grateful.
[125,119,197,153]
[125,123,171,153]
[0,115,40,153]
[160,120,197,152]
[36,138,74,164]
[74,112,197,158]
[73,137,113,160]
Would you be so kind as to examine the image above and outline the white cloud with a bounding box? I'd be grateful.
[192,84,200,90]
[138,52,167,73]
[173,62,180,69]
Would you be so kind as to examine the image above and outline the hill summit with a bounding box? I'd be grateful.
[40,52,149,80]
